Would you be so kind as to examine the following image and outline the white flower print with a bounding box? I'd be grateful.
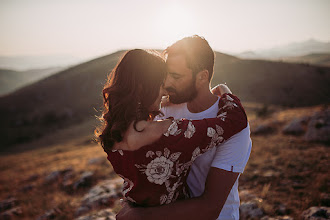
[184,121,196,139]
[118,174,134,196]
[145,156,174,185]
[205,125,225,151]
[146,151,155,158]
[222,95,238,110]
[164,120,182,137]
[226,94,234,101]
[111,149,124,156]
[191,147,201,162]
[137,148,182,185]
[207,127,216,138]
[160,179,182,205]
[217,112,227,121]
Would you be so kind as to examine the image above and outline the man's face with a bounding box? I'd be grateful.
[164,54,197,104]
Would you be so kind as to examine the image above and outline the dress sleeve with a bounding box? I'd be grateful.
[162,93,248,154]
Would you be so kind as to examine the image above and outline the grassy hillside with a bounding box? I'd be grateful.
[0,104,327,219]
[0,67,64,96]
[0,50,329,148]
[212,52,330,106]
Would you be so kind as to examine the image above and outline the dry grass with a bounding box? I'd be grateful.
[0,104,329,219]
[0,141,115,219]
[240,104,329,217]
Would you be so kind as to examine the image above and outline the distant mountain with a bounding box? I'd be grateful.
[279,53,330,67]
[0,67,64,96]
[0,50,329,148]
[0,54,84,71]
[237,39,330,59]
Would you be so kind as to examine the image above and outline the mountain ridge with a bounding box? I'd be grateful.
[0,50,329,148]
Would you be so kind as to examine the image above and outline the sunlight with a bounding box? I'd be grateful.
[155,4,197,47]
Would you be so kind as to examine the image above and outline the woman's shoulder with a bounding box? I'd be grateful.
[115,119,173,151]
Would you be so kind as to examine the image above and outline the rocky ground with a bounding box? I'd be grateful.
[0,104,329,219]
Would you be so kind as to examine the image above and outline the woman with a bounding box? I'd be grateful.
[95,49,247,207]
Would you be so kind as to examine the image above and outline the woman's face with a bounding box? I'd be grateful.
[150,85,168,111]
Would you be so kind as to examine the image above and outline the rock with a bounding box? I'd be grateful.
[36,207,62,220]
[76,179,123,217]
[44,167,73,184]
[282,118,305,135]
[61,170,76,193]
[44,171,61,183]
[301,206,330,220]
[276,203,287,215]
[305,109,330,143]
[263,170,281,178]
[19,184,35,192]
[239,190,257,202]
[0,206,22,219]
[88,157,106,165]
[320,193,330,206]
[25,174,39,182]
[73,171,94,190]
[75,206,91,217]
[252,124,275,135]
[240,201,264,220]
[261,216,293,220]
[0,197,18,212]
[75,208,116,220]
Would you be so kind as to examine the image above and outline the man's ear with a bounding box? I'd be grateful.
[195,70,209,88]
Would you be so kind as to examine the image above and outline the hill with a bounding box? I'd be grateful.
[237,39,330,59]
[0,67,64,96]
[0,54,83,71]
[279,53,330,67]
[0,50,329,148]
[212,52,330,106]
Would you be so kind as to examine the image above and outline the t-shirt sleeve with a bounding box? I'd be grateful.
[211,125,252,173]
[162,94,248,155]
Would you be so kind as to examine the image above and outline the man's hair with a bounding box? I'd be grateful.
[164,35,215,82]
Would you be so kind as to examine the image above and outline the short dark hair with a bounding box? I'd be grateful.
[164,35,215,81]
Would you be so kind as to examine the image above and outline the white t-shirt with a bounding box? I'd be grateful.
[155,97,252,220]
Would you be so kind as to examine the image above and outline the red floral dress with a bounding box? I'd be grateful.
[106,94,247,207]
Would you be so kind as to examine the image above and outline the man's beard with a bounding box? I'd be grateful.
[166,79,198,104]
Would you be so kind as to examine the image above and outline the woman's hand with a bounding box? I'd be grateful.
[211,84,232,96]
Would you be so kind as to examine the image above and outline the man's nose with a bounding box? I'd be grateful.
[163,75,171,89]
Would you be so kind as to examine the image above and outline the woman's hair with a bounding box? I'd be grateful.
[95,49,167,154]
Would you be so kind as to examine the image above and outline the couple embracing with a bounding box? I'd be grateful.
[96,35,252,220]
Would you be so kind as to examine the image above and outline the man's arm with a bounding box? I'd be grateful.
[116,167,239,220]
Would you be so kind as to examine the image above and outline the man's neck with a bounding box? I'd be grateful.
[187,88,218,113]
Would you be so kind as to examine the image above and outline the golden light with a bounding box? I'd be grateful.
[155,4,197,47]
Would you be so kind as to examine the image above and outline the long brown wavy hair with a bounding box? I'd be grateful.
[95,49,167,154]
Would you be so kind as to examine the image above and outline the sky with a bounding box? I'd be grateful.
[0,0,329,59]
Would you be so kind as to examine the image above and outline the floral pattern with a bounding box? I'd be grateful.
[136,148,181,185]
[184,121,196,138]
[222,94,238,110]
[106,93,247,207]
[164,119,182,137]
[205,124,225,151]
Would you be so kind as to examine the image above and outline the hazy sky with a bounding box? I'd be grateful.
[0,0,329,59]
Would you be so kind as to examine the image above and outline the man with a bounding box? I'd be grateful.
[117,35,252,219]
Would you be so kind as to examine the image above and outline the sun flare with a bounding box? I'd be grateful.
[156,4,197,47]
